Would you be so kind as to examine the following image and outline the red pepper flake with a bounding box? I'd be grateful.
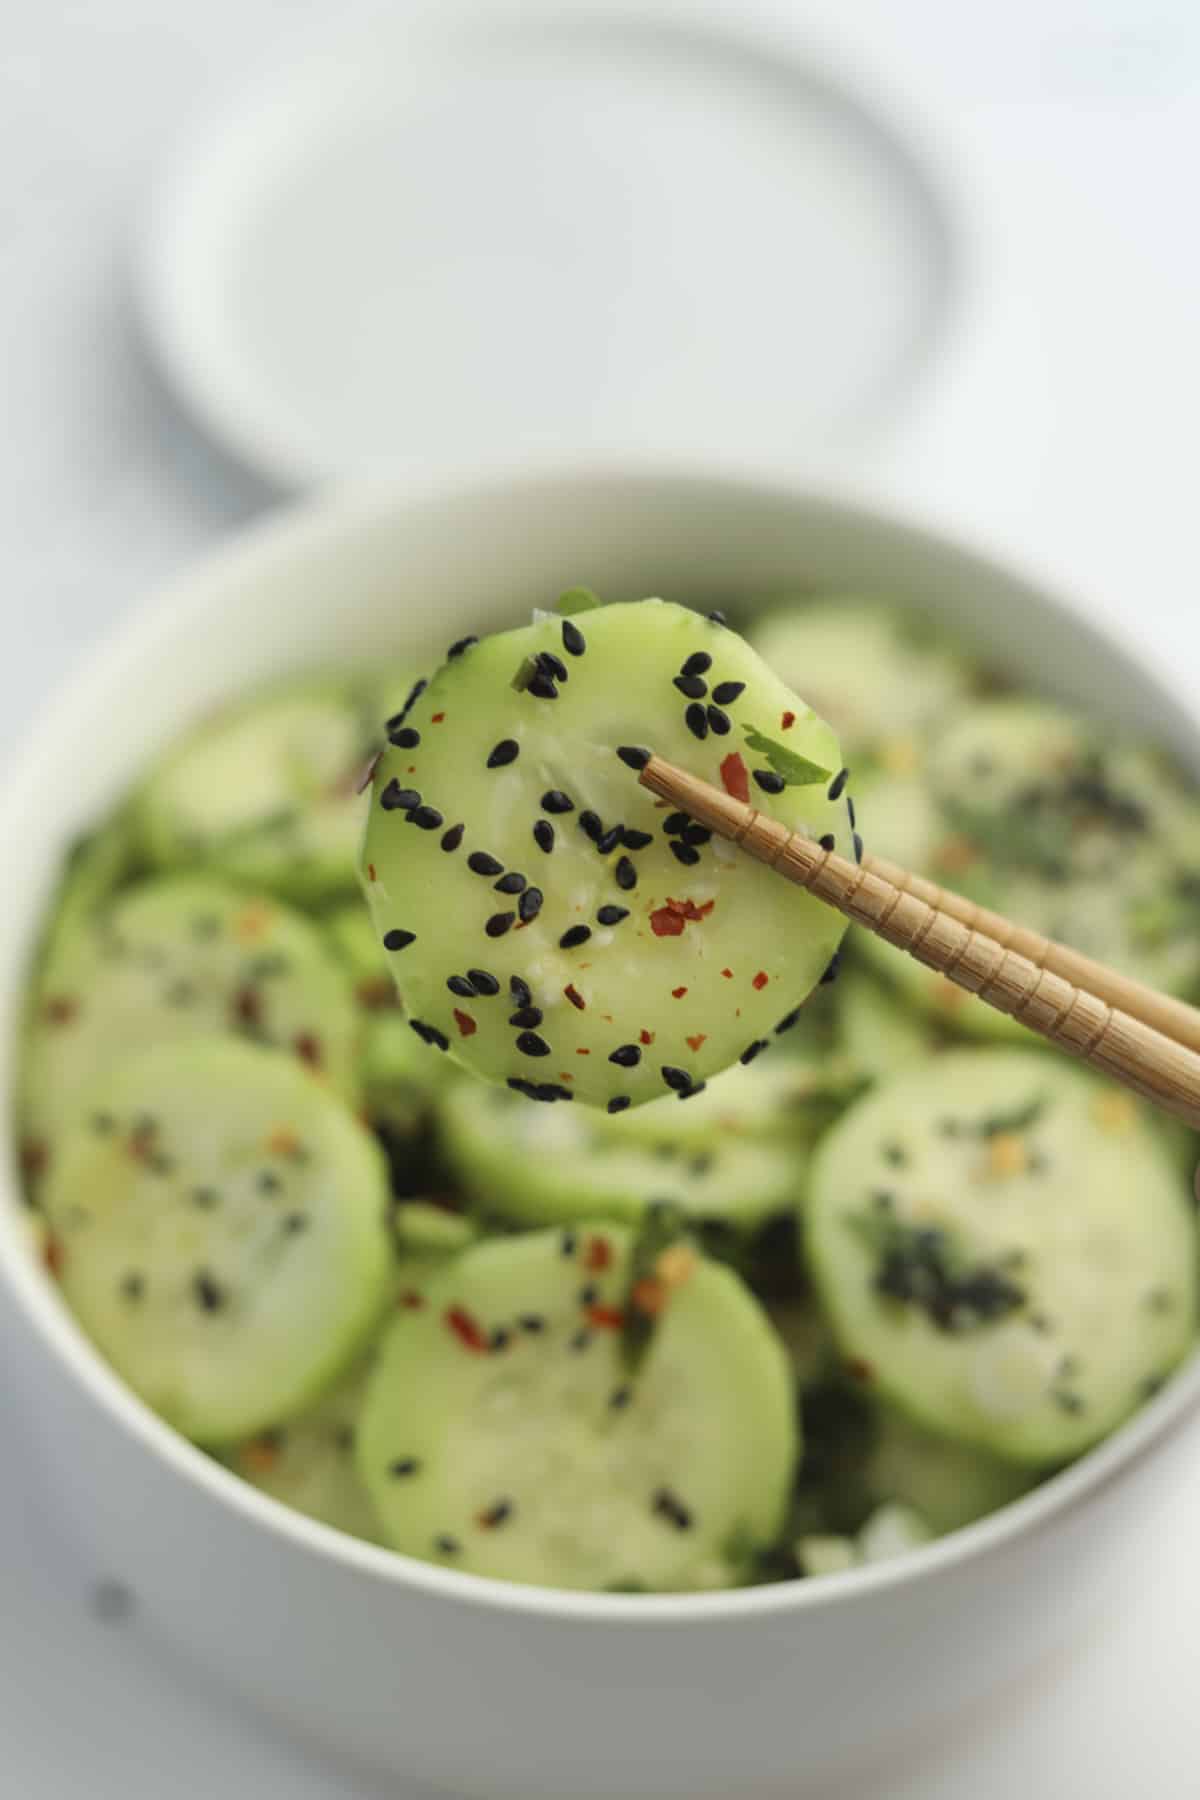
[356,976,396,1011]
[233,985,262,1028]
[586,1303,625,1330]
[445,1305,488,1353]
[584,1236,612,1272]
[639,1028,654,1046]
[234,905,272,942]
[781,710,796,731]
[20,1139,47,1181]
[43,995,78,1027]
[367,863,377,882]
[602,1013,614,1024]
[557,1073,574,1083]
[355,750,383,795]
[452,1008,477,1038]
[846,1357,874,1383]
[398,1289,426,1310]
[576,1047,591,1055]
[128,1123,157,1163]
[720,967,733,979]
[42,1234,64,1279]
[475,1502,511,1529]
[294,1032,323,1068]
[671,986,688,999]
[240,1437,281,1475]
[719,752,750,803]
[752,971,769,991]
[685,1033,707,1052]
[266,1126,300,1156]
[431,712,445,723]
[649,905,686,938]
[631,1278,666,1317]
[564,984,586,1011]
[669,897,715,922]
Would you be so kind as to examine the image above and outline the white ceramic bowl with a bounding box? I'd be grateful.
[3,466,1199,1799]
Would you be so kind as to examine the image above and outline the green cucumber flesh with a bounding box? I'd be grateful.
[361,599,848,1109]
[807,1048,1197,1463]
[42,1040,392,1444]
[357,1224,795,1590]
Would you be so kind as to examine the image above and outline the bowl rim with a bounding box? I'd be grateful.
[5,452,1199,1627]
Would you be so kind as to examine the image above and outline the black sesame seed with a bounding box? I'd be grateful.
[674,674,708,699]
[409,805,443,831]
[410,1019,450,1051]
[400,678,427,718]
[383,928,416,952]
[579,811,603,842]
[609,1044,641,1067]
[542,790,574,814]
[486,912,516,938]
[120,1272,145,1302]
[753,769,786,795]
[434,1535,461,1555]
[560,1231,578,1257]
[615,855,638,889]
[494,871,527,895]
[487,738,520,769]
[707,610,728,627]
[479,1499,513,1529]
[607,1096,631,1114]
[490,1327,511,1351]
[519,886,544,922]
[257,1170,281,1193]
[440,822,465,852]
[661,1066,692,1093]
[652,1486,693,1530]
[712,681,745,705]
[681,651,712,677]
[621,827,653,850]
[610,1385,633,1410]
[579,1283,599,1306]
[663,812,689,837]
[537,651,569,684]
[509,1006,544,1029]
[684,704,709,740]
[597,905,629,925]
[516,1031,551,1058]
[510,975,532,1007]
[283,1212,309,1234]
[678,1081,707,1101]
[820,950,842,986]
[560,925,591,949]
[468,851,503,876]
[447,975,475,998]
[507,1077,539,1099]
[847,797,857,830]
[617,746,650,770]
[447,635,478,658]
[389,1457,420,1477]
[534,1083,573,1102]
[818,833,836,852]
[670,841,700,866]
[707,706,731,736]
[380,781,420,812]
[519,1314,545,1333]
[882,1142,907,1167]
[596,825,623,856]
[853,832,864,864]
[527,674,558,700]
[193,1270,225,1313]
[191,1186,219,1209]
[740,1039,769,1065]
[682,823,712,846]
[827,767,849,801]
[468,969,501,996]
[389,726,420,748]
[561,619,587,656]
[533,820,555,854]
[570,1329,592,1352]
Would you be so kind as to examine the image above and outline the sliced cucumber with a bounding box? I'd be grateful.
[357,1224,795,1590]
[42,1040,392,1444]
[439,1066,813,1236]
[748,598,978,765]
[225,1203,474,1542]
[807,1049,1197,1463]
[19,876,361,1192]
[137,675,378,904]
[834,958,944,1080]
[360,598,848,1109]
[856,1404,1035,1535]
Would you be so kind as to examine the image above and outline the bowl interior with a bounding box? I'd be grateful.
[3,464,1199,1615]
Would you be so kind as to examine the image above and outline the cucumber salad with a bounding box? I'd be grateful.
[15,592,1200,1593]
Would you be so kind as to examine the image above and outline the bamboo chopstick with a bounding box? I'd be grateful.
[637,754,1200,1133]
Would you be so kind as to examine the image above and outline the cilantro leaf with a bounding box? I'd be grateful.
[740,724,831,787]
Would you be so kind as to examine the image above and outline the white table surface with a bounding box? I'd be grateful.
[4,1,1200,1793]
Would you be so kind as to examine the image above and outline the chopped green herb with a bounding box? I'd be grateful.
[847,1210,1026,1333]
[740,724,831,788]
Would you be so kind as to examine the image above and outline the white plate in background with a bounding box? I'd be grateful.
[137,5,958,489]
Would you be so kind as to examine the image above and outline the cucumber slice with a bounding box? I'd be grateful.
[856,1404,1035,1535]
[439,1067,812,1236]
[807,1048,1197,1463]
[19,876,361,1192]
[327,902,449,1138]
[137,675,378,904]
[42,1040,392,1444]
[360,599,849,1110]
[834,958,944,1080]
[357,1224,795,1590]
[748,599,978,764]
[225,1204,475,1542]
